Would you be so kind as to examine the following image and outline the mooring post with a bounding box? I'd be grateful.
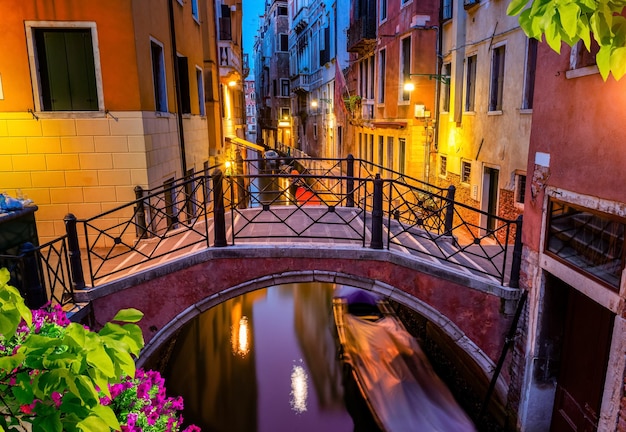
[346,154,355,208]
[64,213,85,290]
[19,242,47,309]
[443,185,456,236]
[134,185,147,239]
[509,215,523,288]
[212,169,228,247]
[369,173,383,249]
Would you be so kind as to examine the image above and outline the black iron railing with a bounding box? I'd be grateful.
[6,155,523,307]
[0,236,74,309]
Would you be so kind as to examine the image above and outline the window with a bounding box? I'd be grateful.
[571,39,600,69]
[378,136,384,165]
[278,6,288,15]
[387,137,394,170]
[380,0,388,21]
[280,107,290,119]
[32,27,99,111]
[515,174,526,205]
[314,123,318,139]
[177,55,191,114]
[522,39,537,110]
[196,67,205,116]
[279,33,288,52]
[443,0,453,20]
[219,5,232,40]
[489,45,506,111]
[461,160,471,183]
[401,37,411,102]
[439,155,447,177]
[280,79,290,96]
[368,134,374,164]
[378,49,386,103]
[191,0,199,20]
[546,199,625,289]
[442,63,451,112]
[465,55,476,112]
[151,40,168,112]
[398,138,406,174]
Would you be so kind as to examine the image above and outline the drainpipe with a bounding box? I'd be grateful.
[168,0,188,176]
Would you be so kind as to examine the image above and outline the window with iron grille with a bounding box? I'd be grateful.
[546,199,625,289]
[440,155,447,177]
[461,160,471,183]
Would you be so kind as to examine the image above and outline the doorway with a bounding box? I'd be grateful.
[481,167,499,233]
[544,275,614,431]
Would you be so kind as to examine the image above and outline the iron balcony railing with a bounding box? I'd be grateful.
[7,155,523,311]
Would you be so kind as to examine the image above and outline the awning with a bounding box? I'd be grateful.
[226,136,265,152]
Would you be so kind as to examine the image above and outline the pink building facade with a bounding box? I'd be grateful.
[516,39,626,431]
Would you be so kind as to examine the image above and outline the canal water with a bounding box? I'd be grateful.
[160,282,383,432]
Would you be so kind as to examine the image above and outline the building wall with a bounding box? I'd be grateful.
[518,40,626,431]
[0,0,218,243]
[436,0,531,225]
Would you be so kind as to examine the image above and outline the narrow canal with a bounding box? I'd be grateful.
[151,282,480,431]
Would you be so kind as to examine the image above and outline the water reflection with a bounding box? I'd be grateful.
[290,360,308,414]
[161,283,354,432]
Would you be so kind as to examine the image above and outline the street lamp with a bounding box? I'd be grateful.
[404,73,450,91]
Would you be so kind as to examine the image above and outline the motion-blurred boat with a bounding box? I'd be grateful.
[333,287,476,432]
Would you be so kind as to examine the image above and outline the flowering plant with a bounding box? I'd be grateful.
[0,268,199,432]
[102,369,200,432]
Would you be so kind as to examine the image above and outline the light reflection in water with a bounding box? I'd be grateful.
[231,316,250,357]
[290,360,309,414]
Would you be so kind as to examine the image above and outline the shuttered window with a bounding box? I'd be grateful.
[34,29,98,111]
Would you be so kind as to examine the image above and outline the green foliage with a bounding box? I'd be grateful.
[0,269,145,431]
[507,0,626,80]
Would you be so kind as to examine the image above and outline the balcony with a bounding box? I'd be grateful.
[293,6,309,34]
[291,73,311,93]
[218,41,243,78]
[347,17,377,55]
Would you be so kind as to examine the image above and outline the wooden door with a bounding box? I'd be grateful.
[550,286,613,431]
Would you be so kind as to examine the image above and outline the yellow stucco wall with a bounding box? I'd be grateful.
[0,0,219,243]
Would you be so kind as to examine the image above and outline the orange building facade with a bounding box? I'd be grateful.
[0,0,223,242]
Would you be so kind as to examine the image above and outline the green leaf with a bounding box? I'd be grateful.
[558,2,581,38]
[91,405,121,430]
[112,308,143,324]
[610,46,626,79]
[76,415,112,432]
[545,18,563,52]
[0,352,24,373]
[596,44,612,80]
[508,0,531,16]
[85,345,115,377]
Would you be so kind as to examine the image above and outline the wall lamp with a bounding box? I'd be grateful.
[310,98,333,108]
[404,73,450,91]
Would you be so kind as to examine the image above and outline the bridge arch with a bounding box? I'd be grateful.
[77,245,519,403]
[134,269,507,401]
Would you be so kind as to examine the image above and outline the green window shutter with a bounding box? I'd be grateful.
[36,29,98,111]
